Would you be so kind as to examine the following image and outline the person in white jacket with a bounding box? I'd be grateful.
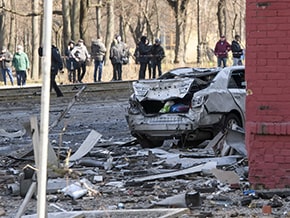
[71,39,90,83]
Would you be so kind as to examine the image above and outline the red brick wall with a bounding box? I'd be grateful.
[246,1,290,188]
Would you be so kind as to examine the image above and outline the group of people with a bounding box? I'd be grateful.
[214,34,244,67]
[64,35,129,83]
[0,34,165,97]
[0,44,64,97]
[0,45,30,86]
[64,39,91,84]
[0,34,242,95]
[134,36,165,80]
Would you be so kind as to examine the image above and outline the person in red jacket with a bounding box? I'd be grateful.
[214,35,231,67]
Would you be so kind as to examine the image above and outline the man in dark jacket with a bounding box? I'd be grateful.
[0,47,14,85]
[51,45,64,97]
[151,38,165,78]
[138,36,152,79]
[39,45,64,97]
[91,36,106,82]
[231,35,243,66]
[214,35,231,67]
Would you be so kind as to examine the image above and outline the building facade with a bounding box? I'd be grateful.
[246,1,290,188]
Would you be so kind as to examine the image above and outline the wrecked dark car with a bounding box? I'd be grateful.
[126,66,246,148]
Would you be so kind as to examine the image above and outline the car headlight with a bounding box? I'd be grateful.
[191,95,208,108]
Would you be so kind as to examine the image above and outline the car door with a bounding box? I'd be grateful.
[227,69,246,117]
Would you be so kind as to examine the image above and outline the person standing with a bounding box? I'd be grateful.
[151,38,165,78]
[38,45,64,97]
[71,39,90,83]
[138,36,151,79]
[231,35,243,66]
[109,39,123,81]
[65,40,77,83]
[51,45,64,97]
[12,45,30,86]
[91,36,107,82]
[214,35,231,67]
[0,46,14,86]
[115,34,129,80]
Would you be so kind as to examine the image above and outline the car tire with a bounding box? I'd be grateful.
[136,135,164,148]
[224,113,242,130]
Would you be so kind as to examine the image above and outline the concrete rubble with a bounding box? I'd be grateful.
[1,126,290,217]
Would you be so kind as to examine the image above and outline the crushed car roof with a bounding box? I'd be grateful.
[158,67,221,79]
[132,67,222,101]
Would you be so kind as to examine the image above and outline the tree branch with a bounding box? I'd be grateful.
[0,6,62,17]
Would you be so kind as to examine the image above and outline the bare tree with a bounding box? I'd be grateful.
[153,0,160,38]
[104,0,114,65]
[166,0,190,64]
[31,0,40,80]
[0,0,246,81]
[72,0,80,41]
[196,0,201,64]
[8,0,15,51]
[80,0,89,43]
[95,0,102,38]
[217,0,226,37]
[126,1,147,44]
[62,0,72,48]
[0,0,7,46]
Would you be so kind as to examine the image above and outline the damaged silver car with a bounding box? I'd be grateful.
[126,66,245,148]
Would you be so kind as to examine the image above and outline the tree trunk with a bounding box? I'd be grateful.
[8,0,15,51]
[167,0,189,64]
[95,0,102,38]
[72,0,80,41]
[31,0,40,80]
[104,0,114,66]
[62,0,72,49]
[217,0,226,37]
[196,0,201,64]
[80,0,89,44]
[0,0,7,47]
[153,0,160,38]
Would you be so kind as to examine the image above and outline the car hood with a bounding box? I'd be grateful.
[132,78,196,101]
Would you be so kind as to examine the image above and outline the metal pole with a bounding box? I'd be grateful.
[37,0,52,217]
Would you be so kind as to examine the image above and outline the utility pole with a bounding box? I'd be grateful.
[37,0,52,217]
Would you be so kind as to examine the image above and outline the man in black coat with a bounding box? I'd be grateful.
[151,38,165,78]
[39,45,64,97]
[137,36,151,80]
[51,45,64,97]
[231,35,243,66]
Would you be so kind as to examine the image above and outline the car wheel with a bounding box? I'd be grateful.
[136,135,164,148]
[224,113,242,129]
